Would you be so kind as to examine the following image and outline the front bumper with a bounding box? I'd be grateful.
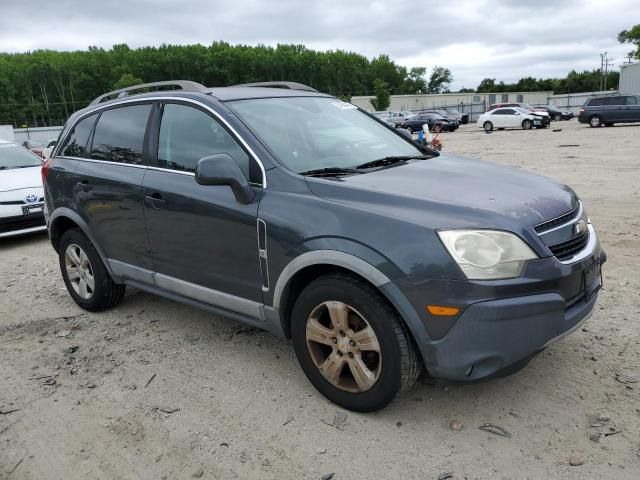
[392,244,606,381]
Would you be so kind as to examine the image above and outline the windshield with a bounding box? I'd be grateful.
[227,97,423,174]
[0,144,43,170]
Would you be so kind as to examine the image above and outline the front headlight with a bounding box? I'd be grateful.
[438,230,537,280]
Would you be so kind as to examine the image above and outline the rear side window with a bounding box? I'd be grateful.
[60,113,97,158]
[90,104,151,164]
[626,96,639,105]
[158,103,250,178]
[588,98,603,106]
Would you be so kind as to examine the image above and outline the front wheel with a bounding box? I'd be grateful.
[59,229,126,311]
[291,274,422,412]
[589,115,602,128]
[522,119,533,130]
[554,114,561,121]
[483,121,493,132]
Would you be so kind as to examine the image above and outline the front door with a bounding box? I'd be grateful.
[143,101,263,314]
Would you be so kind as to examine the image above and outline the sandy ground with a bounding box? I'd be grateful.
[1,120,639,480]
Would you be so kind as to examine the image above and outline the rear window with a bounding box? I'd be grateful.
[0,144,42,170]
[60,113,98,158]
[90,104,151,164]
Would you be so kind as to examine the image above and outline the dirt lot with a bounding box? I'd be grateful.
[1,120,639,480]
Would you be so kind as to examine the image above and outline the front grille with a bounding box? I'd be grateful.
[0,213,45,234]
[534,202,580,233]
[548,230,589,261]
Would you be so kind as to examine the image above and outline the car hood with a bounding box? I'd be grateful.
[306,154,576,231]
[0,166,43,193]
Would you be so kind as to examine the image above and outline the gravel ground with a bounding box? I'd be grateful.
[1,120,639,480]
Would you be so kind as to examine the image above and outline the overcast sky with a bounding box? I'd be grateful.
[1,0,638,89]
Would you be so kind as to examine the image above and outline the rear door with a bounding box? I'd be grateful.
[142,101,264,313]
[623,95,640,122]
[75,102,153,271]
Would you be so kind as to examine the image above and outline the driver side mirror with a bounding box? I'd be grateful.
[195,154,255,204]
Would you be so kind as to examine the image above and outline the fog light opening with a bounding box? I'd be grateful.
[465,365,474,377]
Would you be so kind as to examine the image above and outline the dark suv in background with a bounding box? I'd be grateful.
[43,80,605,412]
[578,94,640,127]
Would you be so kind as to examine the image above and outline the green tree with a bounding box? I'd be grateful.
[113,73,144,90]
[618,24,640,60]
[370,79,390,111]
[426,66,453,94]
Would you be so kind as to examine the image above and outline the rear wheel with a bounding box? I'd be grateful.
[522,119,533,130]
[59,229,125,311]
[291,274,421,412]
[589,115,602,128]
[483,121,493,132]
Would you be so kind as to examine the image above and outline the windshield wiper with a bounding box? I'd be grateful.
[355,155,431,170]
[299,167,361,177]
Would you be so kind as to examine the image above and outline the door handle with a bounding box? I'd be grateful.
[77,180,92,192]
[144,192,166,209]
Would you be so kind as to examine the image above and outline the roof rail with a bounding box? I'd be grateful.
[89,80,208,105]
[233,81,318,93]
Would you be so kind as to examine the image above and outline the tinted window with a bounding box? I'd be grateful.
[606,96,625,105]
[626,96,639,105]
[60,114,97,158]
[158,103,250,178]
[588,98,603,106]
[90,104,151,164]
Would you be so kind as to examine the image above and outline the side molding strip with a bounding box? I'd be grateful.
[154,273,264,320]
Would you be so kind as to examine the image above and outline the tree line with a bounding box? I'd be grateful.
[0,42,453,127]
[1,24,637,127]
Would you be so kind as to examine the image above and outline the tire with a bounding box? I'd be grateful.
[589,115,602,128]
[291,273,422,412]
[58,228,126,311]
[522,119,533,130]
[483,121,493,132]
[554,114,561,121]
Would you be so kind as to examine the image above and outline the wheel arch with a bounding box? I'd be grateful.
[49,207,116,278]
[271,250,430,364]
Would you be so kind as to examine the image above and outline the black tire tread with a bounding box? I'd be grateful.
[59,228,125,312]
[292,272,422,410]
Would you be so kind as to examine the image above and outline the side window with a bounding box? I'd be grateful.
[90,104,151,164]
[626,96,638,105]
[588,98,602,106]
[60,113,97,158]
[158,103,251,178]
[492,109,505,115]
[503,109,515,115]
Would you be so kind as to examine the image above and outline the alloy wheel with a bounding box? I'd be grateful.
[305,301,382,393]
[64,243,95,300]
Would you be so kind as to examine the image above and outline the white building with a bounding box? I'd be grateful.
[619,62,640,95]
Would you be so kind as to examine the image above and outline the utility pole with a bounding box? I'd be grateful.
[600,52,607,91]
[604,57,614,91]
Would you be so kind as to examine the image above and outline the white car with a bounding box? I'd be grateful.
[477,107,541,132]
[0,140,47,238]
[43,139,57,159]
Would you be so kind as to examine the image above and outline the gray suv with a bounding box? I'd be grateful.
[43,80,605,411]
[578,94,640,127]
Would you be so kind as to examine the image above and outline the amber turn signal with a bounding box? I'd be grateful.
[426,305,460,316]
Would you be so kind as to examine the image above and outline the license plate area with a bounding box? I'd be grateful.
[583,261,602,301]
[22,203,44,216]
